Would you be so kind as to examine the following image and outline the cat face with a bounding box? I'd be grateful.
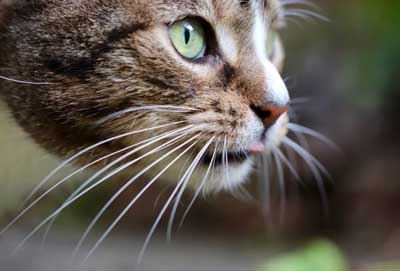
[0,0,289,192]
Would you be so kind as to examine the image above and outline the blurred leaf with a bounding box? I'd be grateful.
[259,239,349,271]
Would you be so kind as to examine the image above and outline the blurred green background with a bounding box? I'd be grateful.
[1,1,400,270]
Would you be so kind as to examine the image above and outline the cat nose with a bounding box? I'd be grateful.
[251,103,288,127]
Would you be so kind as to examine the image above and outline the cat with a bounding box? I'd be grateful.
[0,0,329,265]
[0,0,291,192]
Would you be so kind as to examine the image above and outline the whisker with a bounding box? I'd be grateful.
[178,143,218,229]
[0,75,54,85]
[283,137,332,180]
[284,9,330,23]
[136,136,213,268]
[290,127,310,152]
[275,148,301,181]
[96,105,199,125]
[41,126,191,244]
[259,154,272,218]
[288,123,339,150]
[76,134,203,262]
[282,137,330,213]
[152,185,171,212]
[176,143,199,185]
[22,121,186,208]
[284,11,312,22]
[223,136,229,184]
[40,142,154,247]
[272,150,286,223]
[166,136,215,242]
[1,124,191,237]
[280,0,320,10]
[201,143,219,195]
[283,143,299,175]
[284,17,304,28]
[10,129,194,254]
[234,186,254,202]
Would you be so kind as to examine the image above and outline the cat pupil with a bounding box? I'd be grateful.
[184,27,190,45]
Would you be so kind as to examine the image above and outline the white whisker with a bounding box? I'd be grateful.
[275,148,301,181]
[284,9,329,23]
[40,142,150,246]
[280,0,320,10]
[22,121,186,207]
[223,136,229,184]
[41,126,191,244]
[284,17,304,28]
[96,105,198,125]
[290,127,310,151]
[10,129,194,254]
[272,151,286,223]
[136,136,213,268]
[166,136,215,242]
[259,154,272,218]
[235,186,253,202]
[1,124,191,238]
[283,144,299,175]
[176,143,199,185]
[282,137,330,213]
[283,137,332,180]
[152,185,171,212]
[178,143,218,229]
[288,123,338,150]
[0,75,54,85]
[77,134,203,262]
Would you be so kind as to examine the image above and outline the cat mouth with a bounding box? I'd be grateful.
[200,140,266,166]
[202,151,251,166]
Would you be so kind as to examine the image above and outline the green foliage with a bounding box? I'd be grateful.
[340,1,400,109]
[259,239,349,271]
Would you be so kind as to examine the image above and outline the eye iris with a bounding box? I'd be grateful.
[169,19,206,60]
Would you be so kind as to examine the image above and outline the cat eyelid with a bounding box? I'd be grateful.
[165,14,209,27]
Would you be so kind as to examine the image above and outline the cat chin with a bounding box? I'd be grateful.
[201,157,255,193]
[159,155,255,194]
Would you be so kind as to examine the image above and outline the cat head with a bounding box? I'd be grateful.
[0,0,290,192]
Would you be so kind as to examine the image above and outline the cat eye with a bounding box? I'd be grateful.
[169,18,207,60]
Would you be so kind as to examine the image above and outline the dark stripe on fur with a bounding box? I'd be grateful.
[44,23,146,78]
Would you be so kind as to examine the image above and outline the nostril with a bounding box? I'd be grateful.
[263,109,272,119]
[250,103,288,127]
[250,105,271,120]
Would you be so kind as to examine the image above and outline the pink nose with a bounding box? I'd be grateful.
[251,103,288,127]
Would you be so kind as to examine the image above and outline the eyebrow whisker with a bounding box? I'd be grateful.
[0,75,54,85]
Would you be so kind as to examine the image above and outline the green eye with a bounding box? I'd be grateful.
[266,30,278,58]
[169,19,207,60]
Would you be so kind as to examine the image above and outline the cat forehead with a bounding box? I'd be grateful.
[20,0,281,30]
[146,0,280,19]
[126,0,282,34]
